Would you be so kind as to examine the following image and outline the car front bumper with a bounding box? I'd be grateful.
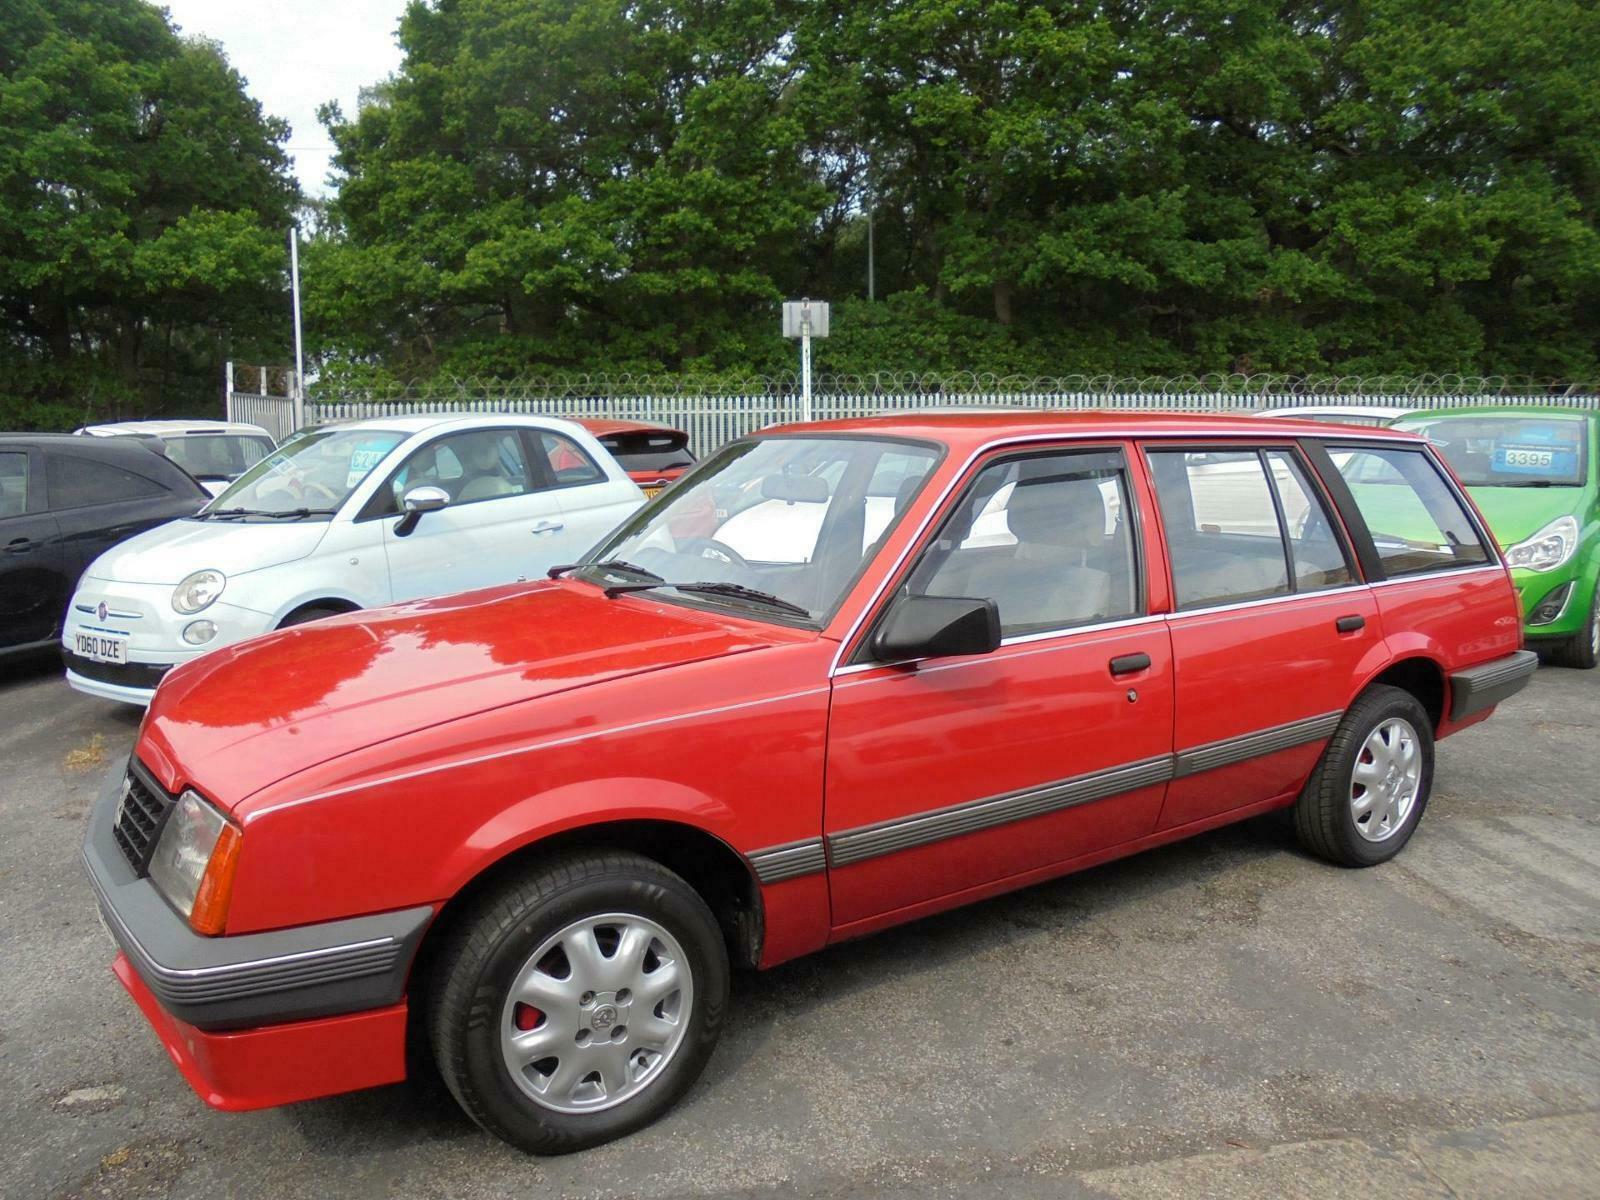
[82,763,432,1107]
[1511,560,1595,641]
[62,579,281,705]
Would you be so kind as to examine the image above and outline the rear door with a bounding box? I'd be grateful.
[0,447,67,650]
[823,443,1175,931]
[1144,442,1381,831]
[43,447,202,583]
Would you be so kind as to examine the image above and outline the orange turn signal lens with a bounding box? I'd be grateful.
[189,822,242,936]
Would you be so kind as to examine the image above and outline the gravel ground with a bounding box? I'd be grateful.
[0,652,1595,1199]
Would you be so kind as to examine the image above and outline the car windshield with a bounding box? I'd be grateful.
[578,436,940,624]
[158,434,275,481]
[201,428,405,518]
[1394,414,1588,487]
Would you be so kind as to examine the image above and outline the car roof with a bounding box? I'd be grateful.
[573,417,686,438]
[762,409,1426,449]
[306,413,597,436]
[77,419,273,437]
[1394,404,1597,420]
[1254,404,1411,417]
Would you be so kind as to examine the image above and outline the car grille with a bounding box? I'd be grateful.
[64,652,172,690]
[112,759,177,874]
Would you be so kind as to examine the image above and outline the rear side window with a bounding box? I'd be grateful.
[46,453,167,509]
[1147,450,1291,609]
[907,448,1140,636]
[1330,445,1492,576]
[540,433,605,486]
[1266,451,1356,591]
[0,452,28,518]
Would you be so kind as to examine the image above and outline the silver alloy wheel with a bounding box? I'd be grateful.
[1349,717,1422,842]
[1589,592,1599,658]
[499,912,694,1115]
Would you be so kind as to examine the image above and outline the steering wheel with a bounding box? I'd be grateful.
[299,480,342,506]
[678,537,751,570]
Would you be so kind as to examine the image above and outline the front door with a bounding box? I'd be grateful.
[376,427,577,602]
[823,444,1175,931]
[1144,443,1381,830]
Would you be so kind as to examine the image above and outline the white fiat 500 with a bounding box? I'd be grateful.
[62,415,645,705]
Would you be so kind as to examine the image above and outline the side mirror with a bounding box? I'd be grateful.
[870,594,1000,664]
[395,485,449,537]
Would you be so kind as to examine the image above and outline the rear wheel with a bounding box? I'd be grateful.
[1544,581,1600,670]
[1293,685,1435,867]
[427,850,729,1154]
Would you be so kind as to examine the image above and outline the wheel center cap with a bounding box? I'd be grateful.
[591,1004,618,1031]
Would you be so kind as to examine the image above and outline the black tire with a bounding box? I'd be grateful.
[426,850,729,1154]
[1293,684,1435,867]
[278,605,347,629]
[1544,582,1600,670]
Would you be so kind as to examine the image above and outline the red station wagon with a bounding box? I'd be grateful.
[83,413,1535,1153]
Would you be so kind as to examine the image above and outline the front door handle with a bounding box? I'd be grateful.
[1109,651,1151,677]
[531,520,564,535]
[5,537,33,555]
[1335,615,1366,633]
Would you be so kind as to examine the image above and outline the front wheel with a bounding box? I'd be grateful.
[427,850,729,1154]
[1544,581,1600,670]
[1293,685,1435,867]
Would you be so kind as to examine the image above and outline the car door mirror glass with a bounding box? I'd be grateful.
[872,594,1000,664]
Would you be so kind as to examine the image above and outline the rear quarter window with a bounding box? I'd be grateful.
[45,453,169,510]
[1331,445,1493,576]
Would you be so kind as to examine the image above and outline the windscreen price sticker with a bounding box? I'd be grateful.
[1493,442,1574,476]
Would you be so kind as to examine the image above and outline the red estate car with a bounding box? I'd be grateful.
[573,418,696,497]
[84,412,1535,1153]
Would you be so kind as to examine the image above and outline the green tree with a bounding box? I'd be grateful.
[312,0,1600,385]
[0,0,299,428]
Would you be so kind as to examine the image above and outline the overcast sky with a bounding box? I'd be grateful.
[160,0,409,197]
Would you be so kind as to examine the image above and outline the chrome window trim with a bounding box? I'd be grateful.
[831,613,1167,680]
[1163,583,1369,622]
[1366,563,1506,589]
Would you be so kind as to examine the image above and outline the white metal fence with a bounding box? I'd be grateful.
[230,386,1600,452]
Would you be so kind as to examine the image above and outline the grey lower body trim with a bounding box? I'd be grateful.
[82,764,432,1031]
[752,709,1348,880]
[1450,650,1538,720]
[748,838,826,884]
[827,756,1175,868]
[1173,711,1344,778]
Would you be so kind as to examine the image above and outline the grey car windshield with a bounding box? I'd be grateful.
[579,437,940,624]
[1395,415,1587,487]
[202,429,406,517]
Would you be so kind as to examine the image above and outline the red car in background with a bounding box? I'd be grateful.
[574,419,696,497]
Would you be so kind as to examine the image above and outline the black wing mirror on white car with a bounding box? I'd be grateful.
[395,485,450,537]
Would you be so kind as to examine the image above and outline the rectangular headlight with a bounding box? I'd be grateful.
[149,790,240,934]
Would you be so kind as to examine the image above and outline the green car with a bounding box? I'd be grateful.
[1394,406,1599,668]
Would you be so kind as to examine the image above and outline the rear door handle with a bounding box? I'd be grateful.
[5,537,33,554]
[531,521,564,535]
[1109,652,1151,677]
[1335,615,1366,633]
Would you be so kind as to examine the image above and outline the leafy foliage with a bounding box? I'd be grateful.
[314,0,1600,385]
[0,0,299,428]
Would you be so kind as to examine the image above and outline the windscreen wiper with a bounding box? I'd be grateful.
[262,507,339,518]
[579,559,664,582]
[601,578,812,619]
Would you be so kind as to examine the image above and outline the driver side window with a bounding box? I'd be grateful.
[372,430,534,516]
[906,448,1140,637]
